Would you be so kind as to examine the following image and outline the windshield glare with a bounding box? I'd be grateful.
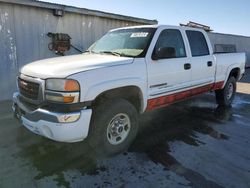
[88,28,156,57]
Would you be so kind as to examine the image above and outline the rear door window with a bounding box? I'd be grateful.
[186,30,209,57]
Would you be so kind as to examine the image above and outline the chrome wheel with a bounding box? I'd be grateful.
[107,113,131,145]
[227,83,234,100]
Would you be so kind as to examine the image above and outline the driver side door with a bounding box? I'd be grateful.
[146,28,192,109]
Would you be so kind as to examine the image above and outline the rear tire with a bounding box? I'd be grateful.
[87,98,139,156]
[215,77,236,107]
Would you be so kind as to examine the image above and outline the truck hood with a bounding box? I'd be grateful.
[20,54,134,79]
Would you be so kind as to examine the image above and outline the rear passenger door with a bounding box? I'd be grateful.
[186,30,215,87]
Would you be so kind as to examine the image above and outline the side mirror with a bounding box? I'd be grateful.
[152,47,176,60]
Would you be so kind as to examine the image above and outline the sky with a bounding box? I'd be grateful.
[40,0,250,36]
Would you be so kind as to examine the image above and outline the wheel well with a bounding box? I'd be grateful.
[229,68,240,80]
[93,86,143,113]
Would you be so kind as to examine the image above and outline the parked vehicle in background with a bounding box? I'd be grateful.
[13,25,246,155]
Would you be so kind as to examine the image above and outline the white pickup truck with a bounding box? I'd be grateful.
[13,25,246,154]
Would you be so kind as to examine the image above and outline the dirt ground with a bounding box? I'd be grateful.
[0,69,250,188]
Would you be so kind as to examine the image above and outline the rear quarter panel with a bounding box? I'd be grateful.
[214,52,246,87]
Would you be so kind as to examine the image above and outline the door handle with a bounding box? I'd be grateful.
[207,61,213,67]
[184,63,191,70]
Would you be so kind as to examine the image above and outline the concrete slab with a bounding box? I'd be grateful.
[0,70,250,188]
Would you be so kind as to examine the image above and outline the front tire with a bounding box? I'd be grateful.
[215,77,236,107]
[88,98,139,156]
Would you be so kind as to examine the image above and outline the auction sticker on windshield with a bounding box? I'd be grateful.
[130,32,149,38]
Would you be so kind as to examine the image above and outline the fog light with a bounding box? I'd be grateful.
[57,112,81,123]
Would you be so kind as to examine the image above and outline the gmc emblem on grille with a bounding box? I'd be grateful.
[20,80,28,87]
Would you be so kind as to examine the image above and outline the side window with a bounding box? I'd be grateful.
[154,29,186,58]
[186,30,209,57]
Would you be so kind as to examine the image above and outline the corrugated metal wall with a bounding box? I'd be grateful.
[208,32,250,67]
[0,1,156,101]
[1,1,249,101]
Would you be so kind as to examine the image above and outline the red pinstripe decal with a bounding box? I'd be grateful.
[213,81,224,90]
[146,81,224,111]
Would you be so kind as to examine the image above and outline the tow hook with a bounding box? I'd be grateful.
[12,103,21,120]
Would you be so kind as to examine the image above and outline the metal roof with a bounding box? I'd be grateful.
[0,0,158,25]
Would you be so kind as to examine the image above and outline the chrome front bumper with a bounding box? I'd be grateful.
[12,92,92,143]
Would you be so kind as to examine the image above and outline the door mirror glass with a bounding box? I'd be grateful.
[152,47,176,60]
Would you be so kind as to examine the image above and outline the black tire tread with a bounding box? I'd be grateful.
[87,98,138,156]
[215,77,236,107]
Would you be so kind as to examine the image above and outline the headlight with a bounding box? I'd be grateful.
[45,79,80,104]
[46,79,80,92]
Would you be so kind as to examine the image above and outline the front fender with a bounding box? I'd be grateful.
[84,77,147,112]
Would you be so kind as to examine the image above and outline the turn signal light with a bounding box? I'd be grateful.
[46,94,78,104]
[65,80,80,91]
[63,96,75,103]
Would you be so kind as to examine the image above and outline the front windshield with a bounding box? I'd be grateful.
[88,28,156,57]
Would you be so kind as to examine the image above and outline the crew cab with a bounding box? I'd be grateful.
[13,25,246,154]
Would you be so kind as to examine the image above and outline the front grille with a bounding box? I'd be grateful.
[18,77,40,100]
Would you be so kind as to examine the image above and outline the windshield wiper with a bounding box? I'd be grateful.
[84,50,94,53]
[84,50,100,55]
[99,51,122,57]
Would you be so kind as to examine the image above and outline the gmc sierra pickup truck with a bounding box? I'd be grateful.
[13,25,246,155]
